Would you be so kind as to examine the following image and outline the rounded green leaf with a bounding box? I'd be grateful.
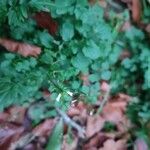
[89,74,100,82]
[71,52,90,71]
[101,70,111,80]
[82,41,101,60]
[60,21,74,41]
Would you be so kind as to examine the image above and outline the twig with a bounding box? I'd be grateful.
[9,133,36,150]
[96,87,111,115]
[56,107,85,138]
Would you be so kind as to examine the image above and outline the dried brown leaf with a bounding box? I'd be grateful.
[99,139,127,150]
[134,139,148,150]
[99,0,107,8]
[146,24,150,35]
[80,73,90,86]
[0,38,41,57]
[102,106,124,124]
[67,107,80,117]
[33,119,56,138]
[84,133,107,149]
[6,106,26,125]
[131,0,141,23]
[33,11,58,35]
[117,93,131,102]
[100,93,131,132]
[119,49,131,60]
[86,116,105,137]
[100,81,110,92]
[0,112,9,123]
[120,21,132,31]
[42,89,51,99]
[0,123,24,150]
[62,135,78,150]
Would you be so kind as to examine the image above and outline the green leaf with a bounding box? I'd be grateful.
[74,6,87,20]
[109,44,121,64]
[60,21,74,41]
[122,58,132,69]
[72,81,81,89]
[81,5,103,26]
[8,10,20,26]
[82,40,101,60]
[76,0,88,6]
[29,0,55,10]
[40,50,54,64]
[20,6,28,18]
[125,27,144,40]
[89,74,100,82]
[5,53,15,60]
[46,119,63,150]
[71,52,91,71]
[38,31,53,48]
[94,23,112,40]
[91,61,101,71]
[101,70,111,80]
[55,0,74,7]
[28,102,56,125]
[29,57,37,67]
[101,62,109,70]
[81,85,90,94]
[50,0,75,16]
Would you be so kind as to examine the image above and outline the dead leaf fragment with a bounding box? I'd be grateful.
[0,112,9,123]
[34,11,58,35]
[146,24,150,35]
[6,106,26,125]
[62,135,78,150]
[99,0,107,8]
[0,38,41,57]
[101,81,110,92]
[67,107,80,117]
[120,50,131,60]
[33,119,56,137]
[42,89,51,99]
[102,106,124,124]
[121,21,132,32]
[80,73,90,86]
[134,138,148,150]
[84,133,107,149]
[86,116,105,137]
[0,123,24,150]
[132,0,141,23]
[100,93,131,132]
[99,139,127,150]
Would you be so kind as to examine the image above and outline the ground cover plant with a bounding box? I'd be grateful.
[0,0,150,149]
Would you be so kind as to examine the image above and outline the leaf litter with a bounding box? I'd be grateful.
[0,90,135,150]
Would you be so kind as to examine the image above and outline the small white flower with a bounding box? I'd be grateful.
[71,99,77,105]
[67,91,73,97]
[90,110,94,116]
[56,93,62,102]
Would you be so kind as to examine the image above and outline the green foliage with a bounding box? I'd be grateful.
[71,52,91,71]
[0,0,149,114]
[0,53,47,111]
[28,101,57,125]
[103,121,116,132]
[60,21,74,41]
[142,0,150,23]
[127,99,150,146]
